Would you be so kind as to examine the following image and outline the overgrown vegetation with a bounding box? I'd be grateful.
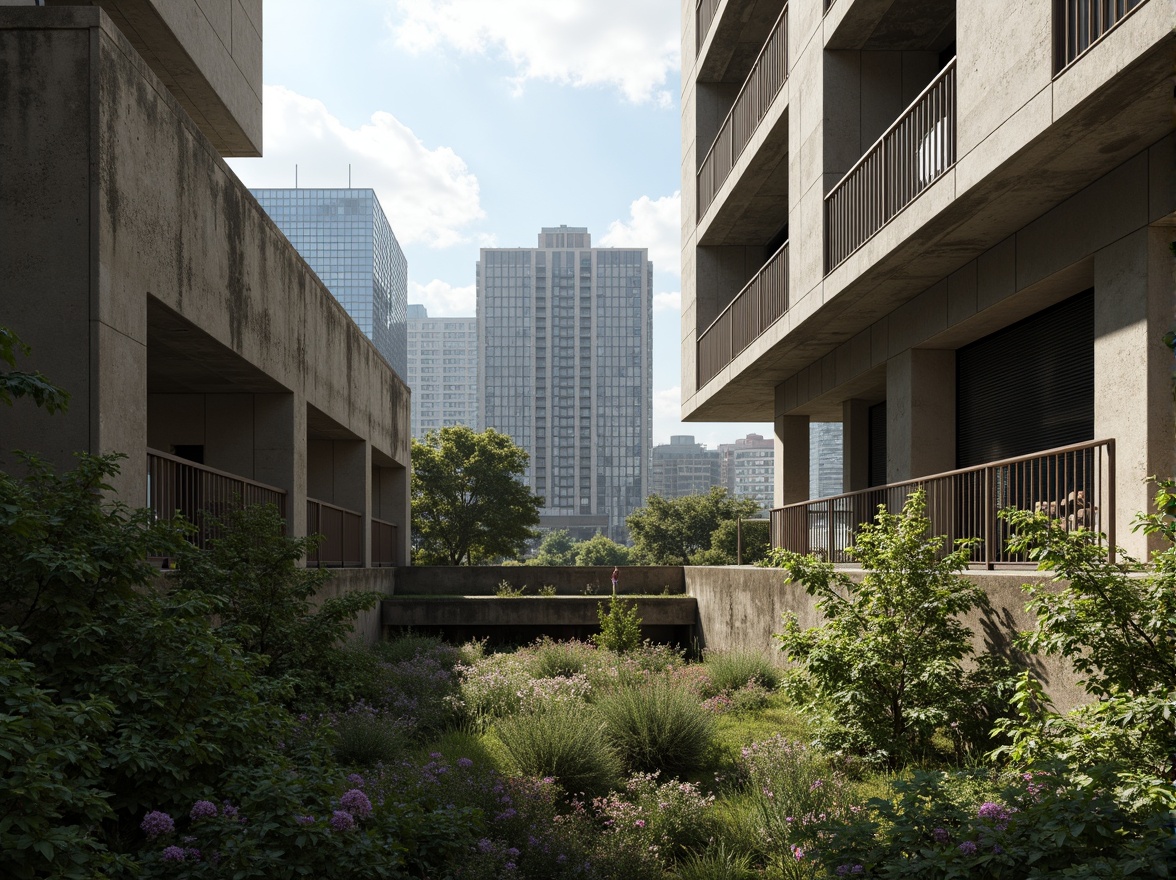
[626,486,761,565]
[593,596,643,654]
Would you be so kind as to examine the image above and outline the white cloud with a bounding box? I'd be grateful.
[654,385,682,424]
[599,192,681,277]
[391,0,679,106]
[227,85,484,249]
[653,290,681,314]
[409,279,477,316]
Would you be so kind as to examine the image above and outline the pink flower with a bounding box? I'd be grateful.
[635,819,646,828]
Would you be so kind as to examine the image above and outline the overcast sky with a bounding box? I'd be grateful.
[226,0,771,447]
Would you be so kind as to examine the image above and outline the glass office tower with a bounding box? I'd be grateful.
[478,226,653,543]
[251,188,408,378]
[407,304,478,438]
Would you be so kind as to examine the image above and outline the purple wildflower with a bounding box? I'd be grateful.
[340,789,373,819]
[837,867,851,876]
[977,801,1012,830]
[852,868,864,875]
[505,848,520,858]
[504,862,517,872]
[932,827,950,843]
[330,810,356,832]
[161,846,186,862]
[958,840,978,856]
[295,815,315,826]
[221,803,240,821]
[140,811,175,838]
[993,844,1004,854]
[190,800,218,821]
[496,808,518,821]
[346,773,365,788]
[457,757,474,769]
[184,848,202,862]
[477,838,493,854]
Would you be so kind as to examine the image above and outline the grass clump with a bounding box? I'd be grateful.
[332,705,409,766]
[676,841,757,880]
[703,649,781,694]
[530,637,598,679]
[597,679,715,775]
[494,705,620,796]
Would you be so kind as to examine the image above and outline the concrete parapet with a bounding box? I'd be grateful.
[685,566,1087,711]
[391,566,687,597]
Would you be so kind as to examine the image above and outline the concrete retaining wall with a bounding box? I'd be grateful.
[391,566,686,596]
[685,566,1086,711]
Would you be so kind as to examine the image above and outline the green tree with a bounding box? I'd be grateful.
[768,490,1014,767]
[574,532,632,566]
[0,326,69,412]
[626,487,759,565]
[411,425,543,565]
[693,517,770,565]
[530,528,577,566]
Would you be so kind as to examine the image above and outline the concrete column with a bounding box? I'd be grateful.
[1094,226,1176,560]
[774,414,811,507]
[334,439,371,568]
[842,398,871,492]
[886,349,956,482]
[253,392,305,538]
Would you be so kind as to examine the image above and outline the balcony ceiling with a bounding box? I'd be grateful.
[147,297,286,394]
[699,0,787,83]
[698,118,790,247]
[826,0,955,52]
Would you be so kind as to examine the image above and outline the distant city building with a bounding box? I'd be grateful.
[478,226,653,543]
[251,188,408,377]
[809,422,844,500]
[407,304,478,439]
[719,433,774,513]
[651,435,721,499]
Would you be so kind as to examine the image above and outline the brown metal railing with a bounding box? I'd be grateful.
[770,439,1115,568]
[824,58,956,272]
[696,0,722,54]
[372,517,398,567]
[1055,0,1146,72]
[697,241,789,388]
[697,4,788,219]
[306,498,364,568]
[146,449,287,550]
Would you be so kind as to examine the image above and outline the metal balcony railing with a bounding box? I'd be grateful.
[697,4,788,219]
[696,0,721,54]
[146,449,287,550]
[1055,0,1147,72]
[770,439,1115,568]
[306,498,364,568]
[372,517,398,567]
[697,241,788,388]
[824,58,956,271]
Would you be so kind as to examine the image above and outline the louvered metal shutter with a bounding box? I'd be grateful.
[956,289,1093,469]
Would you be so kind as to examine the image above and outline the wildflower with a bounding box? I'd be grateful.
[346,773,366,788]
[993,844,1004,854]
[295,815,315,825]
[852,867,864,874]
[810,778,824,791]
[837,867,851,876]
[958,840,978,855]
[977,801,1012,831]
[140,811,175,838]
[635,819,646,828]
[340,789,373,819]
[330,810,356,832]
[504,862,517,871]
[184,848,202,861]
[161,846,186,862]
[189,800,218,821]
[791,844,805,860]
[932,827,950,843]
[496,808,518,821]
[221,803,240,821]
[476,838,493,854]
[457,757,474,768]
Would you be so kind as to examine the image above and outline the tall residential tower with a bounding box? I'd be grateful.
[407,304,478,438]
[478,226,653,543]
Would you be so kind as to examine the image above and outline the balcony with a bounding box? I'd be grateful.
[697,241,788,388]
[1055,0,1147,72]
[306,498,364,568]
[696,0,721,54]
[824,58,956,272]
[697,4,788,220]
[146,448,287,550]
[770,440,1115,568]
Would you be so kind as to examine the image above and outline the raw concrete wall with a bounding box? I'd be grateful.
[686,566,1088,711]
[392,566,687,597]
[316,568,397,646]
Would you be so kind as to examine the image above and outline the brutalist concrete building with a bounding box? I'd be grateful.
[0,2,411,570]
[478,227,653,543]
[682,0,1173,561]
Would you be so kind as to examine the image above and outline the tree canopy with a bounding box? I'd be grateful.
[626,487,761,565]
[411,425,543,565]
[530,529,577,566]
[574,533,632,566]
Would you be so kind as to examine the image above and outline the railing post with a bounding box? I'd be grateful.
[984,465,995,569]
[1106,438,1115,564]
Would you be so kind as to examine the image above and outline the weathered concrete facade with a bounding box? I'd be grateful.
[0,8,411,565]
[683,0,1176,557]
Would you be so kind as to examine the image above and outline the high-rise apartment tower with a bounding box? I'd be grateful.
[407,304,478,438]
[478,226,653,543]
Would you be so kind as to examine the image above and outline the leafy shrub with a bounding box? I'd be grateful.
[767,490,1016,767]
[495,579,527,597]
[175,502,380,710]
[703,649,781,695]
[453,650,534,731]
[596,679,714,775]
[594,597,642,654]
[495,705,621,797]
[793,765,1176,878]
[592,771,716,861]
[530,637,599,679]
